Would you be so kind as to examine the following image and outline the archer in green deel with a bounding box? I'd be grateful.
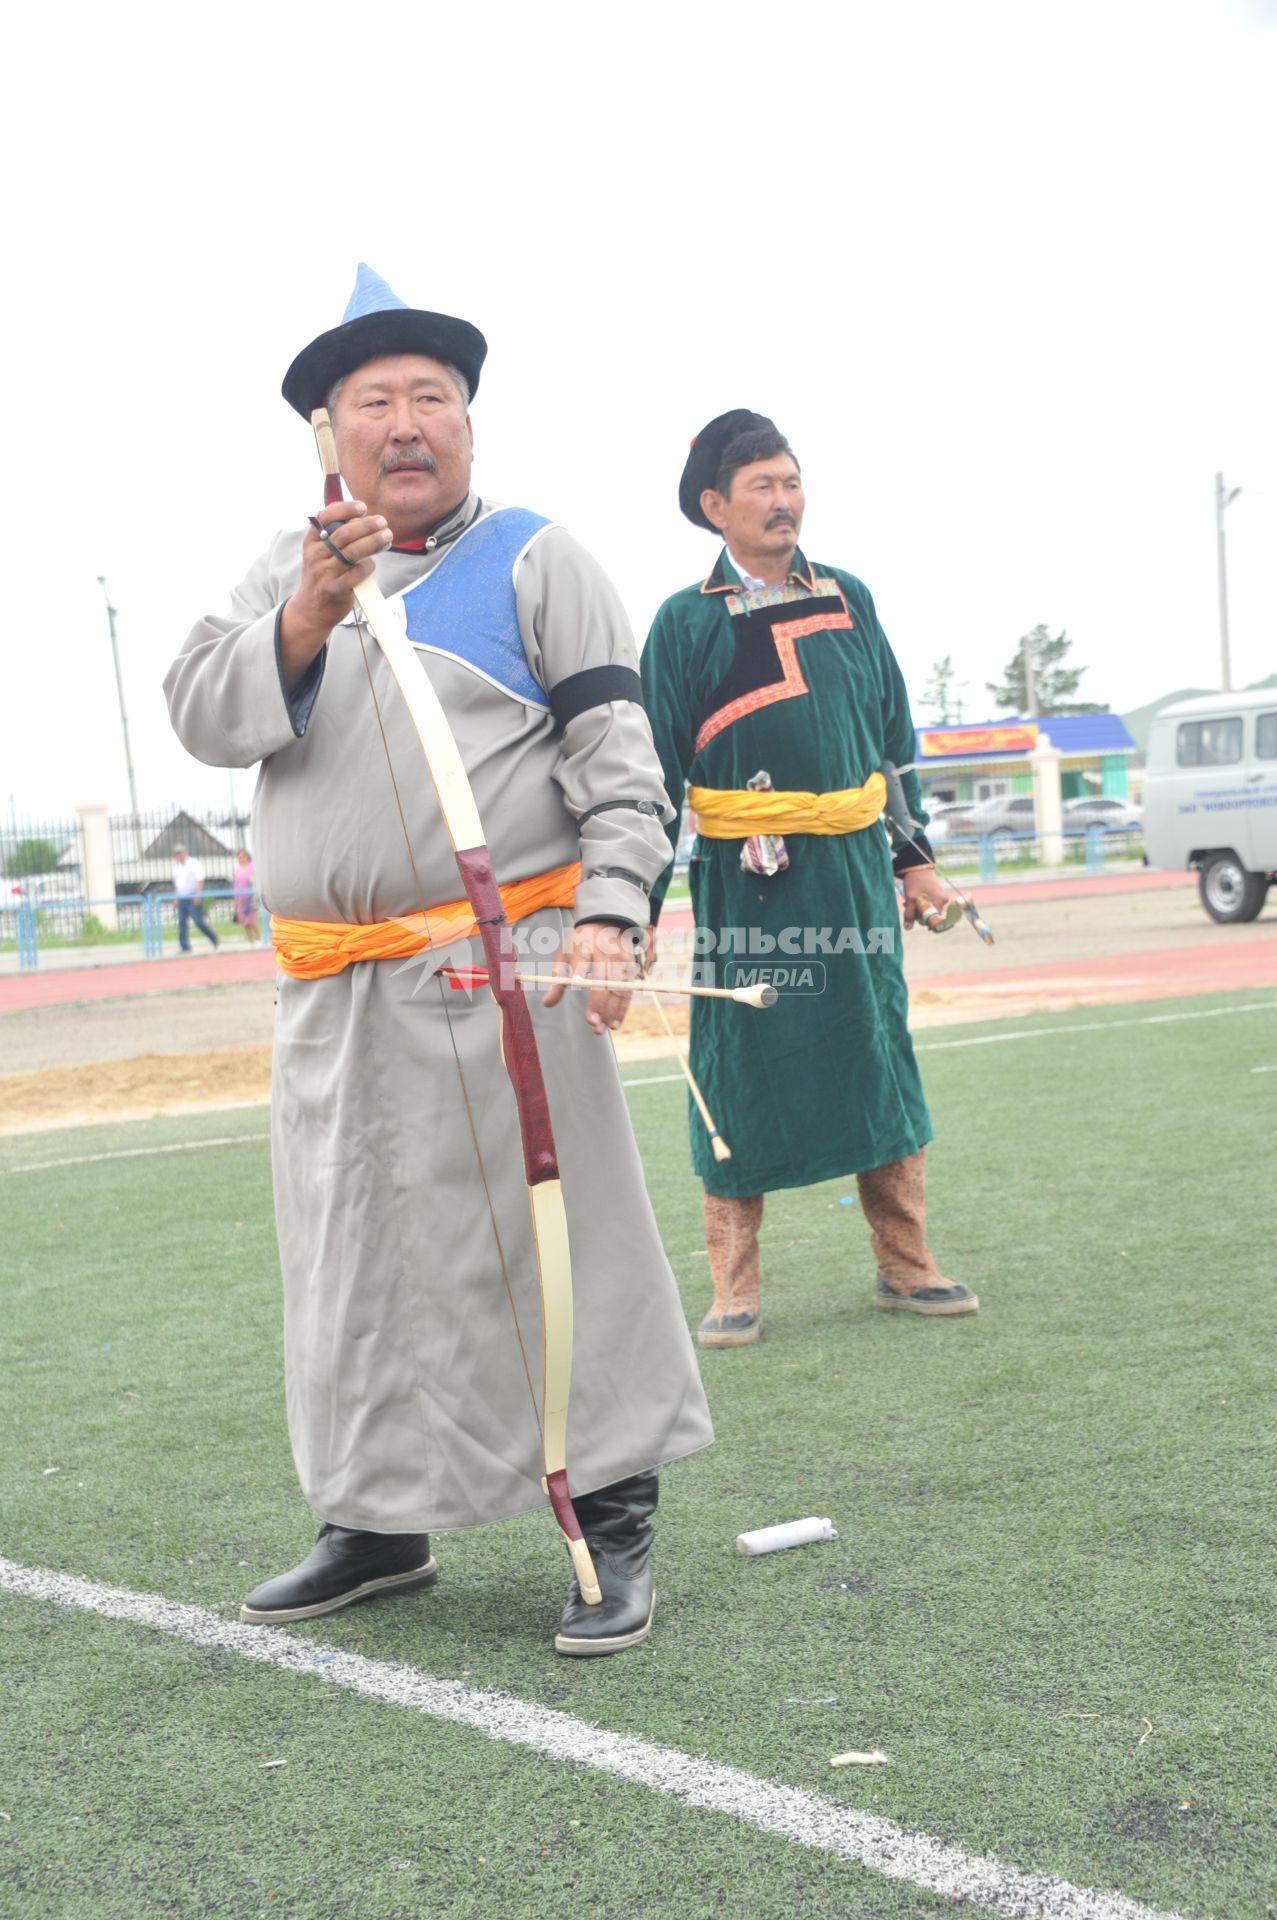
[640,411,980,1346]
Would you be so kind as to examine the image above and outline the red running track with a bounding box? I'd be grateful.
[2,870,1271,1018]
[915,936,1277,1007]
[0,947,278,1013]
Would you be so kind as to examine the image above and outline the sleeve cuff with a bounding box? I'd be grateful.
[275,607,327,737]
[575,871,652,926]
[892,832,935,876]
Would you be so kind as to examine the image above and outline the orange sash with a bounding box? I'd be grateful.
[269,861,581,981]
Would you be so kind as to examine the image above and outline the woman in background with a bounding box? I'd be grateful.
[232,848,261,945]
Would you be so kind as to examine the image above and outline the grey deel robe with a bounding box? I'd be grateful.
[165,496,714,1533]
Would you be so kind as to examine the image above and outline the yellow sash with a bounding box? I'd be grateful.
[269,860,581,981]
[687,771,886,838]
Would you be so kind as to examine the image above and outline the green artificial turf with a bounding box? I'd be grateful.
[2,989,1275,1918]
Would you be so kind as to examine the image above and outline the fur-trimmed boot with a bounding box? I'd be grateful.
[697,1192,764,1346]
[554,1471,658,1656]
[857,1150,978,1315]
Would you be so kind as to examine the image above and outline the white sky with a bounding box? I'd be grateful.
[2,0,1274,819]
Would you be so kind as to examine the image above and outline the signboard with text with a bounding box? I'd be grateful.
[919,724,1040,758]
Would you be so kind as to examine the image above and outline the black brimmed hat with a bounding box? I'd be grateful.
[678,408,777,531]
[281,264,487,419]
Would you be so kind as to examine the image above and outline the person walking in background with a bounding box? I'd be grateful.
[231,848,261,944]
[172,844,219,954]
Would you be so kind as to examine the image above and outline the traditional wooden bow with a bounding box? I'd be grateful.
[310,409,601,1605]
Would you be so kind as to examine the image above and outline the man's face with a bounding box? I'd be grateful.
[701,453,805,565]
[332,354,473,534]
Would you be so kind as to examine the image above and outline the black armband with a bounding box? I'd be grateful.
[549,665,645,729]
[575,797,663,828]
[585,865,651,896]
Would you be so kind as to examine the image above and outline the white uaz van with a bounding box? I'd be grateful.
[1143,688,1277,922]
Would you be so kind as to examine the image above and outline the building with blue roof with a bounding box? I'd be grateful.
[914,713,1137,804]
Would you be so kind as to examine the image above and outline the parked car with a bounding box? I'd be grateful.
[2,873,82,906]
[923,801,977,843]
[1061,796,1142,833]
[966,794,1036,838]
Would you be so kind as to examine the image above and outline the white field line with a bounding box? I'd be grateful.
[911,1000,1274,1054]
[0,1134,270,1176]
[933,977,1147,993]
[0,1556,1185,1920]
[617,998,1275,1085]
[7,1000,1270,1165]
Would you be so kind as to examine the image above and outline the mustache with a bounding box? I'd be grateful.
[379,448,438,476]
[766,512,797,529]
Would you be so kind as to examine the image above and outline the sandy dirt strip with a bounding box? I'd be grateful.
[1,878,1272,1134]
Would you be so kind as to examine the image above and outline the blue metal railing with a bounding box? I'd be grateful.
[0,887,272,973]
[15,900,38,970]
[1,830,1139,970]
[929,824,1143,882]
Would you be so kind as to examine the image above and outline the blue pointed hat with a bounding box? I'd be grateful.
[281,264,487,417]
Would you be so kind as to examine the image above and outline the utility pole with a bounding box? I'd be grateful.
[1215,472,1242,692]
[1021,631,1038,717]
[98,577,143,858]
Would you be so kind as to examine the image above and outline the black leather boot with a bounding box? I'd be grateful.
[240,1524,438,1624]
[554,1470,657,1657]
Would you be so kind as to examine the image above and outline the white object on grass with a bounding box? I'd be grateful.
[736,1517,838,1555]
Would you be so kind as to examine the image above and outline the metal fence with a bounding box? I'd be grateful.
[930,825,1143,880]
[105,805,253,896]
[2,805,253,899]
[0,888,270,969]
[2,811,82,887]
[1,802,1143,971]
[2,803,261,969]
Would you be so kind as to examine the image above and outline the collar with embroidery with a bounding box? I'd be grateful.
[700,545,817,596]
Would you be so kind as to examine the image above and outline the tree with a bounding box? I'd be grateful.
[921,655,967,725]
[4,837,62,877]
[986,626,1104,715]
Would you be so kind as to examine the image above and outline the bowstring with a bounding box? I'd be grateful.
[350,601,543,1442]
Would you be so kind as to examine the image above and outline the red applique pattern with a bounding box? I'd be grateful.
[693,606,854,754]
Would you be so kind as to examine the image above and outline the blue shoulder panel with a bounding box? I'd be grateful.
[398,507,552,710]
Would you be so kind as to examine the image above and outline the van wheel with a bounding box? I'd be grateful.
[1199,853,1267,923]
